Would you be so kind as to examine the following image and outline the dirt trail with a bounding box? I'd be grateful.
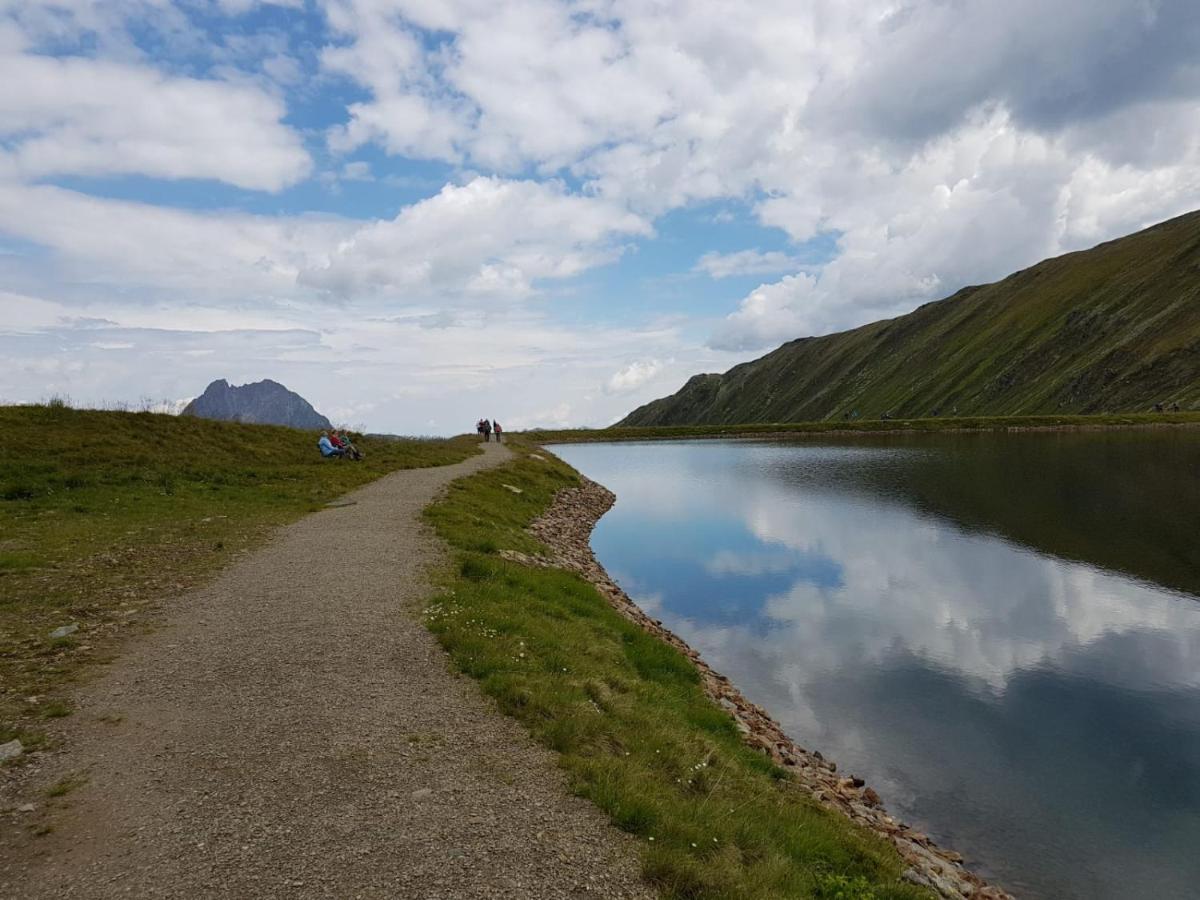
[0,443,650,899]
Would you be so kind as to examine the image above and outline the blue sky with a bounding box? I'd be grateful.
[2,1,1199,433]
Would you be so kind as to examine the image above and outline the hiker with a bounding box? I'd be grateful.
[493,420,503,443]
[337,430,363,461]
[317,431,345,459]
[482,418,492,442]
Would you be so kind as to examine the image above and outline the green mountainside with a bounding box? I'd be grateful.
[621,210,1200,425]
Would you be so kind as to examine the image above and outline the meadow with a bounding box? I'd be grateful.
[0,404,476,750]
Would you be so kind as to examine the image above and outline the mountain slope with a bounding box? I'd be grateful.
[621,211,1200,425]
[182,379,332,430]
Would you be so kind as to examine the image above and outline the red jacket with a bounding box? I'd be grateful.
[329,433,345,448]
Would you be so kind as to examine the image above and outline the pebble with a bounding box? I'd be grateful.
[0,739,24,762]
[49,624,79,639]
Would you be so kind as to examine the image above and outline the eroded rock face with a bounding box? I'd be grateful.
[181,379,332,430]
[519,475,1013,900]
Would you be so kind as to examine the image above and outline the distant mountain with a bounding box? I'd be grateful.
[181,379,332,430]
[621,210,1200,426]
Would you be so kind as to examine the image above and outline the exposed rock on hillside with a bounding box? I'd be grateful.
[181,379,331,430]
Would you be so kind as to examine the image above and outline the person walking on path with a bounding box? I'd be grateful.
[493,420,503,443]
[482,418,492,442]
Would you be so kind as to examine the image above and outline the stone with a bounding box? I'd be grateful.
[0,739,23,762]
[863,787,882,807]
[501,484,524,494]
[49,624,79,639]
[17,803,36,813]
[411,788,434,800]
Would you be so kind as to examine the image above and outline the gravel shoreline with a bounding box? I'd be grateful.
[510,473,1013,900]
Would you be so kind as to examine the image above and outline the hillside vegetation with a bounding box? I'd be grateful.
[1,404,476,750]
[621,210,1200,425]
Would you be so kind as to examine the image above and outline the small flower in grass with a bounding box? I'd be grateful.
[648,836,654,842]
[690,842,697,848]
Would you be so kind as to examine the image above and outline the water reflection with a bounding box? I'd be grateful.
[551,436,1200,900]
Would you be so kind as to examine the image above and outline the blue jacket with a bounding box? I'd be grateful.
[318,435,338,456]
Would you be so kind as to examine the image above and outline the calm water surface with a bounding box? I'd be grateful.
[551,432,1200,900]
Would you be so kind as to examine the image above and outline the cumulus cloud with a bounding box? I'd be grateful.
[604,359,666,395]
[299,176,651,299]
[318,0,1200,351]
[0,27,311,190]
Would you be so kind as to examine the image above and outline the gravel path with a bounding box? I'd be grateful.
[0,443,652,899]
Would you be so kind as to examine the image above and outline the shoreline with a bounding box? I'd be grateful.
[525,415,1200,445]
[515,472,1012,900]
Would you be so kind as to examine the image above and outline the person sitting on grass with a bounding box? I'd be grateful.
[318,431,345,459]
[338,430,363,461]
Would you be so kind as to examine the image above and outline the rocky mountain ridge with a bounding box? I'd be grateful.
[181,379,331,430]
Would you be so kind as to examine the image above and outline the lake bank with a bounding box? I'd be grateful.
[524,411,1200,444]
[423,444,942,898]
[519,465,1010,900]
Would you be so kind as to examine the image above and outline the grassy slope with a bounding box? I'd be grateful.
[423,443,928,900]
[1,405,477,748]
[621,210,1200,426]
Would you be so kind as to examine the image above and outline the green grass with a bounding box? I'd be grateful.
[525,411,1200,444]
[1,403,477,749]
[423,442,929,899]
[45,774,87,798]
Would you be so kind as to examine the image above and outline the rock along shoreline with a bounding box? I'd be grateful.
[505,472,1013,900]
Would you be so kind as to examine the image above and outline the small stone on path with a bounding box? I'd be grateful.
[411,788,434,800]
[0,739,23,762]
[49,624,79,639]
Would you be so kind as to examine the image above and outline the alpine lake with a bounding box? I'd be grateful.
[550,430,1200,900]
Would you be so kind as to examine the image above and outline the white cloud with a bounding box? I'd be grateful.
[299,176,651,299]
[695,249,805,279]
[604,358,666,395]
[316,1,1200,351]
[0,38,311,190]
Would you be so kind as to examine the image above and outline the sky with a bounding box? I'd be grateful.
[2,1,1199,434]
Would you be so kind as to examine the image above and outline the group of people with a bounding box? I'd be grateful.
[317,429,363,460]
[476,419,503,442]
